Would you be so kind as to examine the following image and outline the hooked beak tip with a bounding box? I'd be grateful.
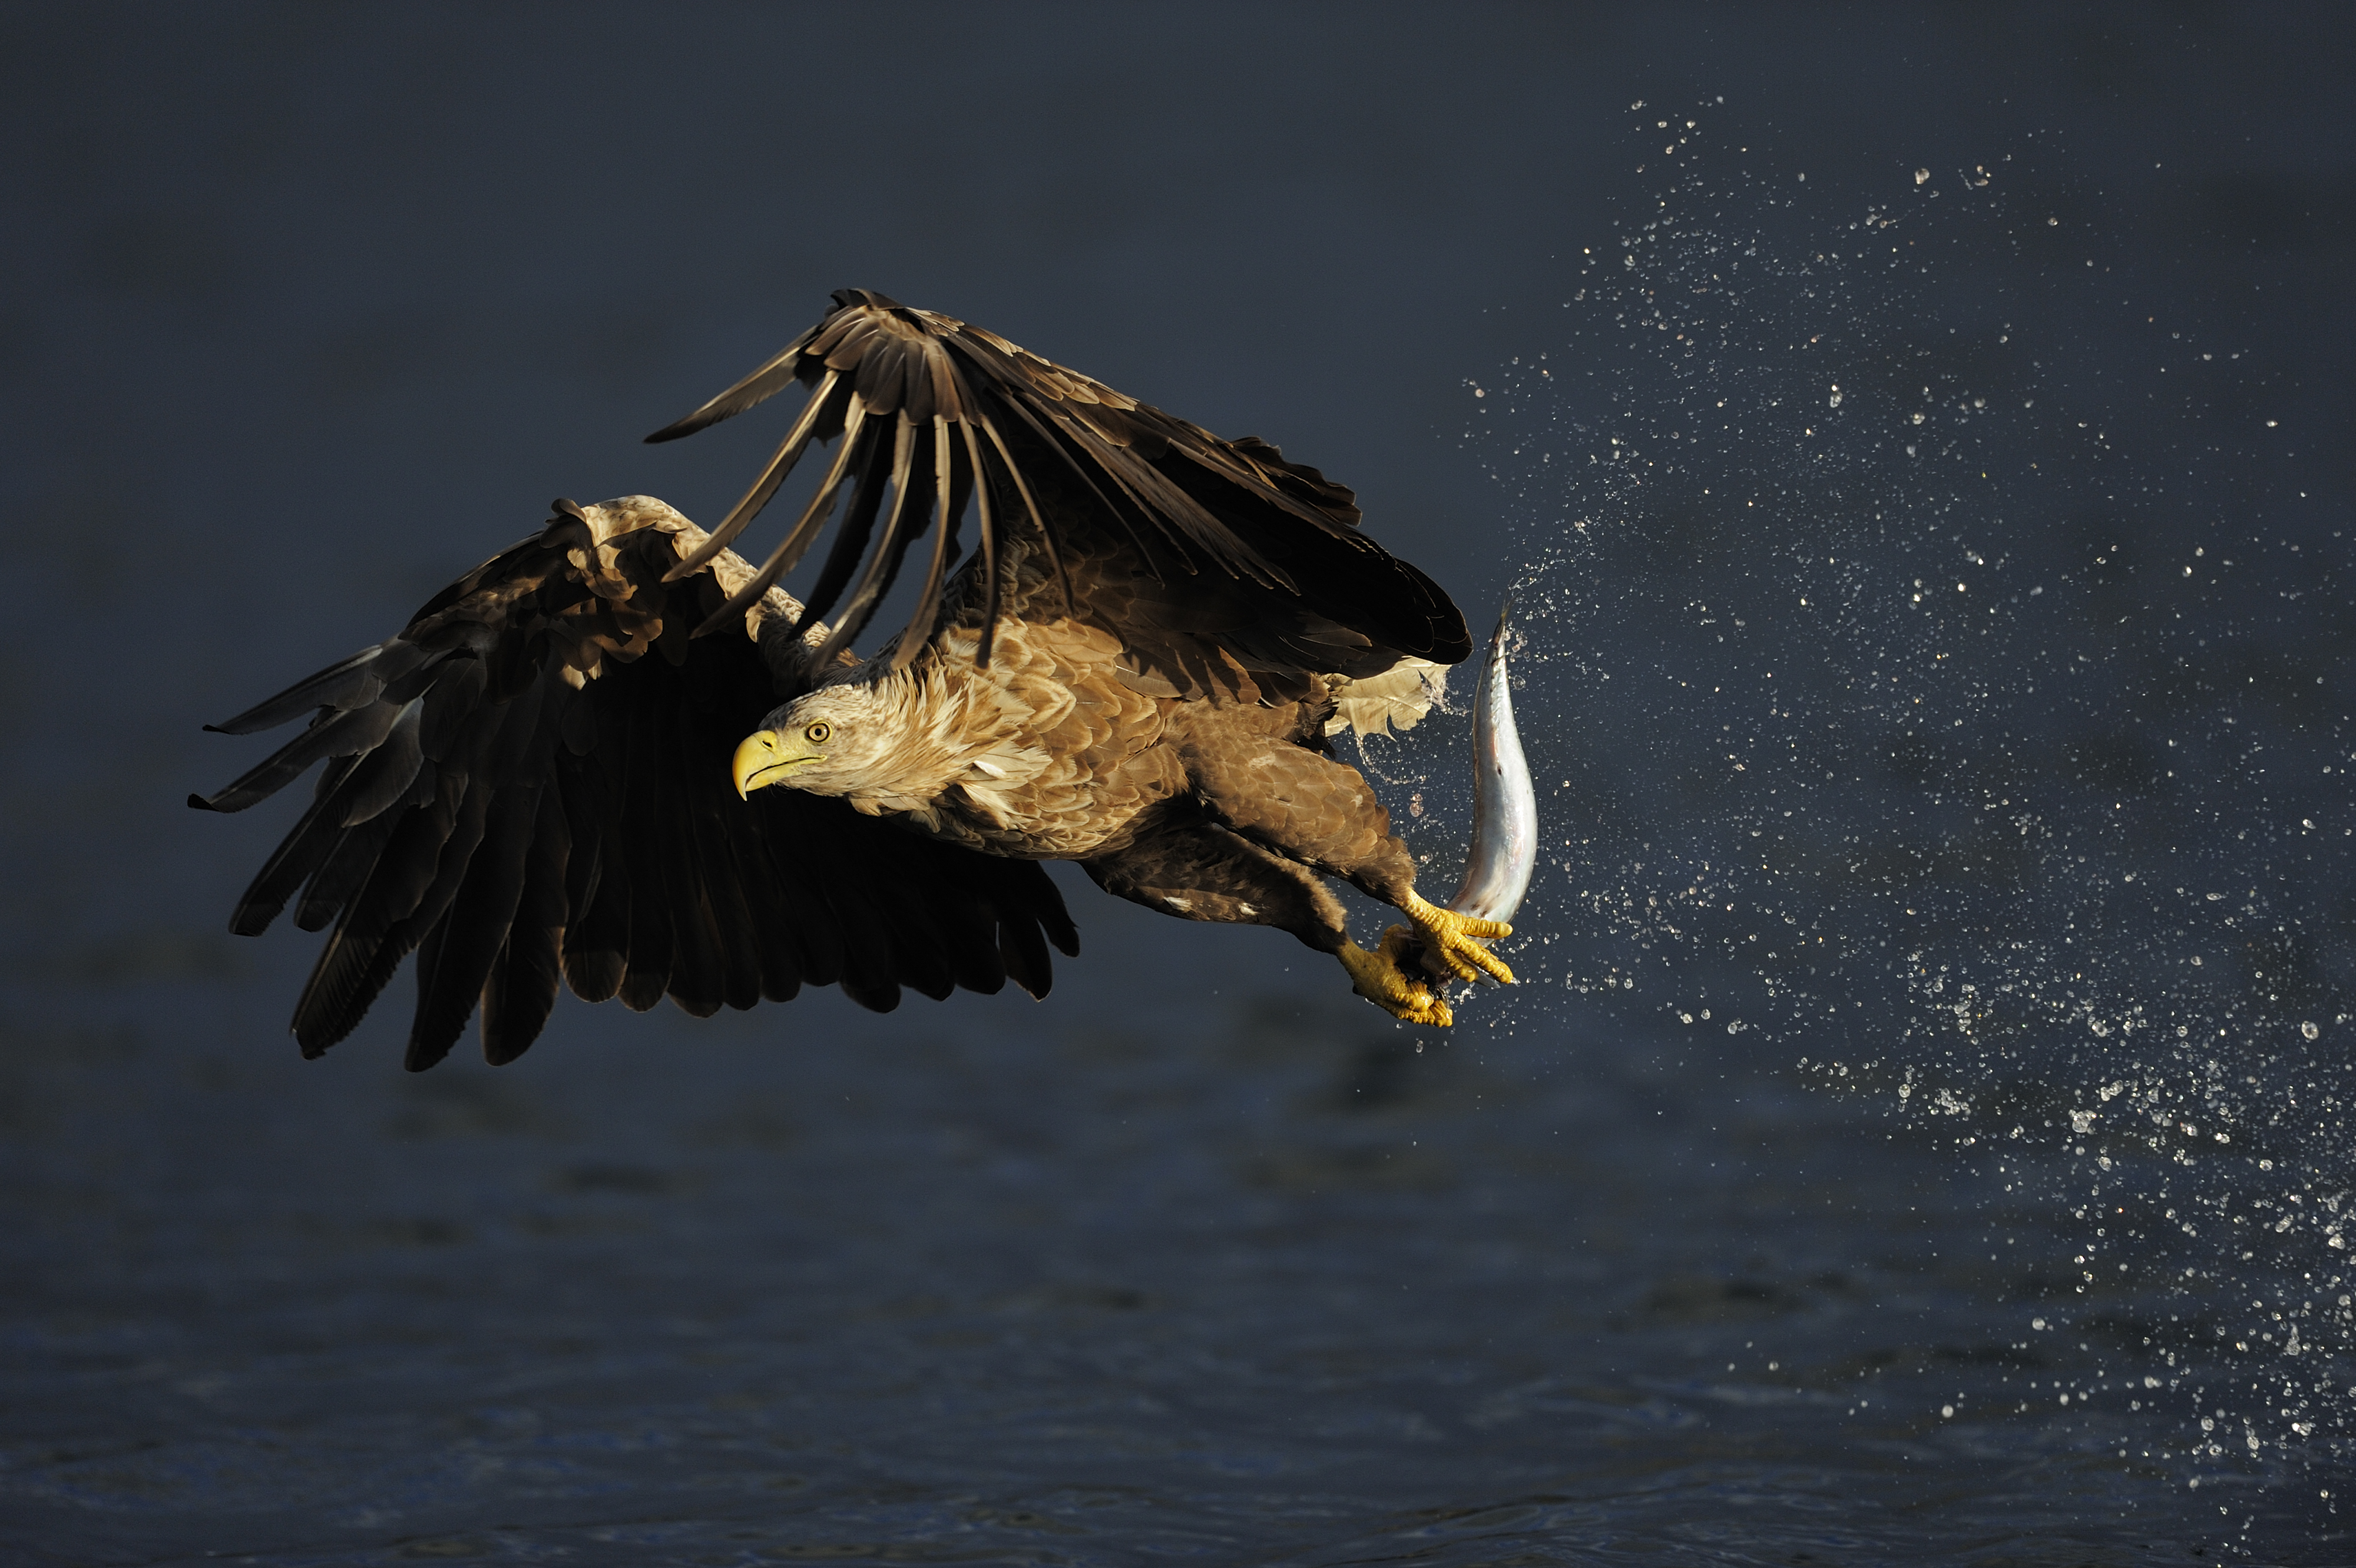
[732,729,783,801]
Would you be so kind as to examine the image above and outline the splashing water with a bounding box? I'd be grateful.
[1461,104,2353,1493]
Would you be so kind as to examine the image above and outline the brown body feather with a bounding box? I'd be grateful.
[767,532,1419,966]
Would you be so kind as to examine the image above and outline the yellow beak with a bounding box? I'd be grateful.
[731,729,820,799]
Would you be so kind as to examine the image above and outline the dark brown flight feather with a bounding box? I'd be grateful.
[648,289,1467,669]
[196,498,1076,1069]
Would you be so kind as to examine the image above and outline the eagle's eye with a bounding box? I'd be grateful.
[805,721,832,745]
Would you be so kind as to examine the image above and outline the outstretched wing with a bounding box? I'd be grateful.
[645,289,1470,674]
[191,495,1077,1071]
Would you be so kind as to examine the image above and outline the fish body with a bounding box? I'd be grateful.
[1447,599,1537,928]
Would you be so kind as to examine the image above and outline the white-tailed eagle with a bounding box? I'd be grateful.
[194,290,1513,1070]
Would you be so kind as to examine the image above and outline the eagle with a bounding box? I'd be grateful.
[194,290,1514,1071]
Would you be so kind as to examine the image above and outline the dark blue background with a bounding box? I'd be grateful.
[6,6,2354,1563]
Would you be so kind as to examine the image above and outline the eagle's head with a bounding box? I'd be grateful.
[731,680,927,802]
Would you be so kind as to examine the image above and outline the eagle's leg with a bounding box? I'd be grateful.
[1080,806,1454,1026]
[1166,714,1511,1024]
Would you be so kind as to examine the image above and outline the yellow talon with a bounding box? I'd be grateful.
[1336,893,1515,1024]
[1401,892,1516,986]
[1338,935,1454,1027]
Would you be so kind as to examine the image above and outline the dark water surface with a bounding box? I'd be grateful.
[6,975,2309,1563]
[6,7,2354,1563]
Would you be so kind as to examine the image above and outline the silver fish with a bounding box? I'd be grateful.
[1447,598,1536,931]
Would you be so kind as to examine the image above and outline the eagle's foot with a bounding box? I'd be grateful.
[1339,932,1454,1027]
[1401,892,1515,985]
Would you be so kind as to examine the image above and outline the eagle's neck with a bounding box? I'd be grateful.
[835,660,1045,818]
